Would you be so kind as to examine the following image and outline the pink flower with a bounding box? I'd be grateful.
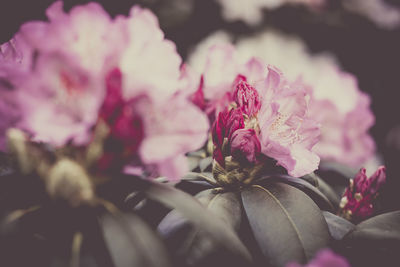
[0,37,28,150]
[201,47,320,176]
[339,166,386,222]
[192,31,375,168]
[1,1,209,180]
[309,74,375,168]
[287,249,350,267]
[258,67,320,177]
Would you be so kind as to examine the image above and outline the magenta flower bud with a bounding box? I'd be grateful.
[368,166,386,195]
[230,128,261,164]
[212,108,245,167]
[233,78,261,117]
[212,108,244,147]
[226,108,245,140]
[339,166,386,222]
[212,110,228,147]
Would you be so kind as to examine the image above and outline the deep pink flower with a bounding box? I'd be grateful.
[287,249,350,267]
[200,44,320,176]
[339,166,386,222]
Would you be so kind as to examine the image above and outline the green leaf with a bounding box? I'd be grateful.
[261,175,334,212]
[241,183,330,267]
[344,211,400,242]
[302,173,341,209]
[338,211,400,267]
[158,189,246,266]
[322,211,355,240]
[100,212,172,267]
[127,176,252,263]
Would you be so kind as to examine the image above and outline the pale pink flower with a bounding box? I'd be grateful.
[190,31,375,168]
[0,37,29,150]
[1,1,209,180]
[258,66,320,177]
[201,45,320,176]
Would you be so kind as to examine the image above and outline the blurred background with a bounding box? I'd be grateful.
[1,0,399,196]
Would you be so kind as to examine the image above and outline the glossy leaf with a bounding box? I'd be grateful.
[344,211,400,242]
[337,211,400,267]
[241,183,330,267]
[137,177,252,263]
[100,213,172,267]
[261,175,334,212]
[158,189,245,266]
[322,211,355,240]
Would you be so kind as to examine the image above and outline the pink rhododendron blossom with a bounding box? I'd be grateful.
[190,31,375,168]
[199,44,320,176]
[287,249,350,267]
[339,166,386,222]
[0,37,28,150]
[0,1,209,180]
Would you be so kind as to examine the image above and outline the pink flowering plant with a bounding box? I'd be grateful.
[0,1,208,181]
[0,2,399,267]
[185,44,320,185]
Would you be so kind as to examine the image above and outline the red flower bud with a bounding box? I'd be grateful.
[230,128,261,164]
[339,166,386,222]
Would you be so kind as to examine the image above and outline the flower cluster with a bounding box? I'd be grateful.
[188,44,321,177]
[0,1,208,180]
[339,166,386,222]
[189,32,376,169]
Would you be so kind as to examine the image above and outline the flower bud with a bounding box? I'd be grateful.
[230,128,261,164]
[339,166,386,222]
[233,77,261,117]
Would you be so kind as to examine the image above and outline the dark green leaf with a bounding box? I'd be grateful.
[322,211,355,240]
[345,211,400,242]
[241,183,330,267]
[302,173,341,209]
[100,213,172,267]
[158,190,245,266]
[337,211,400,267]
[141,181,252,263]
[261,175,334,212]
